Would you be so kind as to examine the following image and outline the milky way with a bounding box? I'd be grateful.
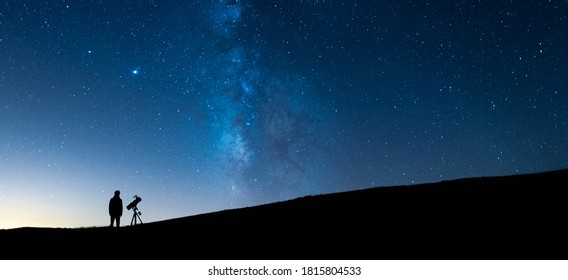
[0,0,567,228]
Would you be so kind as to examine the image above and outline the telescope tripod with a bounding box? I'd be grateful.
[130,206,143,226]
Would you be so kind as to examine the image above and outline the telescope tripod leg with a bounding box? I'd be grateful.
[135,213,143,225]
[130,211,143,226]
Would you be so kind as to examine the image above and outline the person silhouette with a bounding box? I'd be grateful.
[109,190,123,227]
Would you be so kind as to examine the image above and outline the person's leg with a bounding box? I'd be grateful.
[110,216,115,227]
[116,217,120,228]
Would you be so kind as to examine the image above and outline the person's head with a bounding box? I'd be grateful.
[114,190,120,196]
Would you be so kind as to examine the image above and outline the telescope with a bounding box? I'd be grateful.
[127,195,143,225]
[127,195,142,210]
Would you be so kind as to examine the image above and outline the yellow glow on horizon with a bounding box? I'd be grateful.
[0,183,106,229]
[0,205,66,229]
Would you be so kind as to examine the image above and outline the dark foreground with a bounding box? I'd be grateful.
[2,169,568,260]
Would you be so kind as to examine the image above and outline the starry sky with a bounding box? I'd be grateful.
[1,0,567,229]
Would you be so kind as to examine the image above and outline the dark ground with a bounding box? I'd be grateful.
[2,169,568,260]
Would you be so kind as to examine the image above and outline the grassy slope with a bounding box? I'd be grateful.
[2,169,567,260]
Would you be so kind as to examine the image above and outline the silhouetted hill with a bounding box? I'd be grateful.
[2,169,568,260]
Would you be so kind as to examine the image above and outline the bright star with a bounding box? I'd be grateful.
[132,69,139,74]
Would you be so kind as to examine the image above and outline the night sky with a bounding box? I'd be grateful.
[1,0,567,229]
